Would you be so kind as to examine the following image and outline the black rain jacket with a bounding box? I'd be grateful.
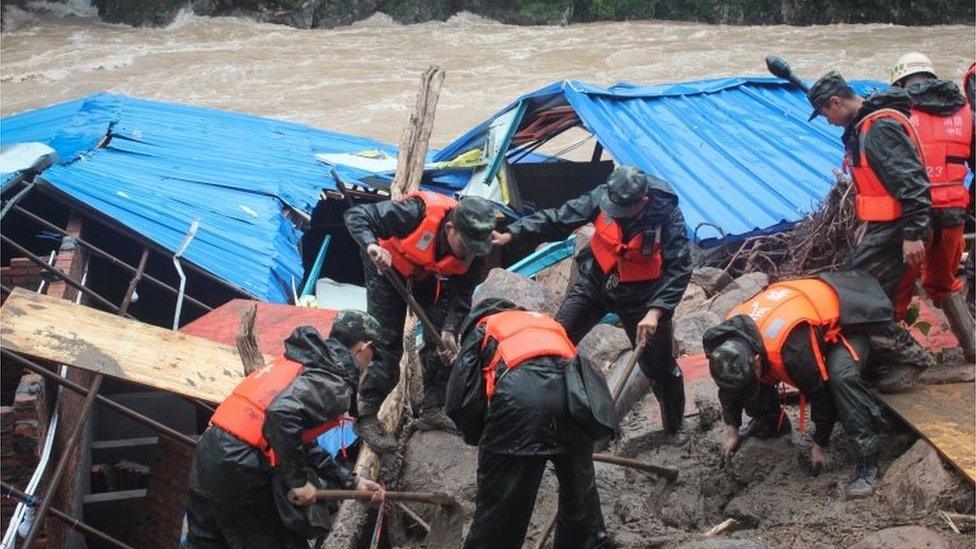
[503,177,692,316]
[344,196,485,332]
[842,89,932,244]
[190,328,359,501]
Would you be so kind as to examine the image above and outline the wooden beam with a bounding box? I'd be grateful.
[0,288,258,403]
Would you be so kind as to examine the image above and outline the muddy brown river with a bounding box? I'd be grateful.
[1,4,973,147]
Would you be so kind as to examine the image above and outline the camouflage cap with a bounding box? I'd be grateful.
[598,165,651,218]
[707,337,758,393]
[806,70,853,121]
[452,196,496,256]
[330,309,381,346]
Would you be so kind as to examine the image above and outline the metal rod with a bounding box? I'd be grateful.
[119,248,148,315]
[11,205,211,312]
[22,374,103,547]
[0,181,36,221]
[172,220,200,330]
[1,350,196,447]
[0,481,134,549]
[0,234,133,319]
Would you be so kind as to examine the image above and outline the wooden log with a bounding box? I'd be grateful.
[328,66,445,549]
[316,489,456,506]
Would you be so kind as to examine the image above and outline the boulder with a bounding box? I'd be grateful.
[472,268,547,312]
[675,283,709,319]
[676,539,769,549]
[708,273,769,318]
[879,439,954,516]
[728,436,795,485]
[673,310,722,355]
[848,526,949,549]
[578,324,631,376]
[533,257,574,315]
[690,267,733,296]
[399,430,479,522]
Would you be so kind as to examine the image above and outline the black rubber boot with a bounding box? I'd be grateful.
[846,453,879,500]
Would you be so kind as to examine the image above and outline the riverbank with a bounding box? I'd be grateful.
[4,0,974,29]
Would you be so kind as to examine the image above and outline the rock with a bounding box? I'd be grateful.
[660,479,706,529]
[918,363,975,384]
[94,0,185,26]
[578,324,631,376]
[399,430,478,522]
[880,439,954,516]
[690,267,733,296]
[708,272,769,318]
[694,396,721,431]
[533,257,574,315]
[675,283,708,319]
[472,268,547,312]
[673,310,722,355]
[848,526,949,549]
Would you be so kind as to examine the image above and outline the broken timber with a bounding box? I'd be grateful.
[0,288,270,403]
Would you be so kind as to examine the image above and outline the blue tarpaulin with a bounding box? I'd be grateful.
[1,93,399,303]
[436,77,888,245]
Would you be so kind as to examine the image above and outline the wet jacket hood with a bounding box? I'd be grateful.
[284,326,360,393]
[906,79,967,115]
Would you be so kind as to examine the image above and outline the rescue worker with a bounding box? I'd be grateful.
[186,312,385,548]
[446,298,616,549]
[889,53,975,361]
[493,165,692,437]
[345,192,496,447]
[703,270,893,499]
[806,71,934,373]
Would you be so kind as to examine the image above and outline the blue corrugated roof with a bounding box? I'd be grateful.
[1,93,399,303]
[436,76,889,245]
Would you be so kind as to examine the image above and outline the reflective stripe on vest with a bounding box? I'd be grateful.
[908,105,973,209]
[849,109,926,222]
[209,358,350,467]
[378,191,470,279]
[477,310,577,400]
[589,212,662,283]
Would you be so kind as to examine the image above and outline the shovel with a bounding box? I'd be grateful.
[316,489,464,548]
[765,54,810,92]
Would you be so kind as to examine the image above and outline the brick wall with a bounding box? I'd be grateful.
[130,436,195,548]
[0,257,46,303]
[0,374,50,536]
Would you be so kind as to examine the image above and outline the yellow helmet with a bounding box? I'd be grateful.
[890,52,935,85]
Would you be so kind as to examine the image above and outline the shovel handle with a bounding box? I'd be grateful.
[592,452,679,482]
[610,343,645,404]
[316,489,456,506]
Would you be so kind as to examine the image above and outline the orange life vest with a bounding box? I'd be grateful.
[478,310,577,400]
[210,358,351,466]
[378,191,471,279]
[848,109,926,222]
[908,105,972,209]
[728,279,859,432]
[589,212,662,283]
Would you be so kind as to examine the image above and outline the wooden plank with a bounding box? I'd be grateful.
[878,382,975,483]
[1,287,246,403]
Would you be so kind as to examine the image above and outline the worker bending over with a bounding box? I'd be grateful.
[704,271,892,499]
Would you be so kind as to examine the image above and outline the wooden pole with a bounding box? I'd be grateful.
[328,65,446,549]
[235,303,263,375]
[316,489,456,506]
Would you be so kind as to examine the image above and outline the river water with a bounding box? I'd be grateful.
[1,5,972,147]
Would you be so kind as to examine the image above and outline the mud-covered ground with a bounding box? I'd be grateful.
[387,369,974,549]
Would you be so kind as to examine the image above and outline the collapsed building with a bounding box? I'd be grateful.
[0,76,972,548]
